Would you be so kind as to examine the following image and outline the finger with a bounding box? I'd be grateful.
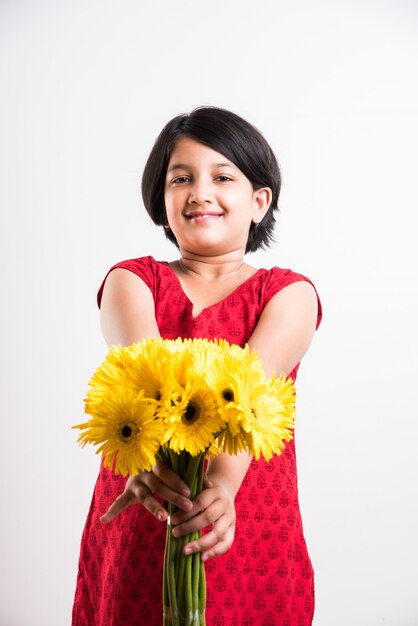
[202,477,213,489]
[140,472,193,512]
[172,498,225,534]
[189,524,235,560]
[183,516,232,554]
[101,485,169,524]
[141,493,168,522]
[201,533,234,561]
[142,475,193,512]
[171,489,218,526]
[152,461,191,497]
[100,489,139,523]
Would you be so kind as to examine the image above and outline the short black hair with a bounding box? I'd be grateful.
[141,106,281,253]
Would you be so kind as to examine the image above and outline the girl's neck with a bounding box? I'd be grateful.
[176,250,250,281]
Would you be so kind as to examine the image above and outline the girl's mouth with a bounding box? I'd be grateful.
[185,212,223,222]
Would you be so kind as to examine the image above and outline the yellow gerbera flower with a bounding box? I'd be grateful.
[205,342,266,455]
[205,341,264,411]
[242,374,296,461]
[159,337,214,388]
[84,344,135,412]
[124,339,175,406]
[206,439,223,458]
[124,336,163,360]
[76,338,296,473]
[186,338,221,378]
[74,386,165,474]
[162,376,224,456]
[214,372,258,456]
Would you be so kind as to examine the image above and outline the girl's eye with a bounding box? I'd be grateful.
[172,176,191,184]
[215,175,232,182]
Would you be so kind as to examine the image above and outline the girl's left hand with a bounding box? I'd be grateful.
[170,479,236,561]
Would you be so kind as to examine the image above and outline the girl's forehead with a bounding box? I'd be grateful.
[168,137,235,168]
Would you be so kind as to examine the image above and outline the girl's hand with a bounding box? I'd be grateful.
[100,459,193,523]
[170,480,236,562]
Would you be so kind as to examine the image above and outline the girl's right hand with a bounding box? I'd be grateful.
[100,459,193,524]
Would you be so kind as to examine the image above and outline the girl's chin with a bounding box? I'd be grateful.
[179,236,240,255]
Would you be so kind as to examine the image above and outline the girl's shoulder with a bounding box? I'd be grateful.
[97,255,165,307]
[260,265,322,330]
[261,264,315,292]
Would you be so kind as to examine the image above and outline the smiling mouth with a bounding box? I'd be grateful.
[185,212,223,221]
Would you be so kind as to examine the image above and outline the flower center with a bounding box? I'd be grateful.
[182,400,201,425]
[118,422,138,442]
[155,390,162,401]
[221,388,234,402]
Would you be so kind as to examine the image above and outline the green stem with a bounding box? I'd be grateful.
[176,533,187,606]
[196,455,205,625]
[199,559,206,621]
[197,454,204,493]
[192,539,200,617]
[163,450,207,625]
[189,455,204,624]
[163,521,170,621]
[185,544,193,625]
[169,449,179,475]
[167,450,180,625]
[167,503,179,624]
[185,453,201,491]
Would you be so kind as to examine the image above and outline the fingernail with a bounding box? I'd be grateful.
[157,511,166,522]
[182,488,190,497]
[184,547,192,555]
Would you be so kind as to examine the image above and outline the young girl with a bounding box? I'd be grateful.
[72,106,322,626]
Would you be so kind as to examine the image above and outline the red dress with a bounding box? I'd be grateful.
[72,256,322,626]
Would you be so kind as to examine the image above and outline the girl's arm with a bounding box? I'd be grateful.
[99,268,194,523]
[171,280,319,560]
[100,268,160,345]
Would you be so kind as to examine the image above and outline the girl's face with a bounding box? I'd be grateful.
[164,137,271,256]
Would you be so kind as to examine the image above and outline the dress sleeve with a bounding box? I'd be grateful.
[97,256,156,308]
[263,267,323,330]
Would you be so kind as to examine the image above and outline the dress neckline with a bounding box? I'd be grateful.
[158,260,266,320]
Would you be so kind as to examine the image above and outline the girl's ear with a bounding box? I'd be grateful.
[252,188,272,224]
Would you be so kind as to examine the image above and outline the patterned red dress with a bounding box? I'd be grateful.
[72,256,322,626]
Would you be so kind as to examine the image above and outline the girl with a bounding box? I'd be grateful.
[72,106,322,626]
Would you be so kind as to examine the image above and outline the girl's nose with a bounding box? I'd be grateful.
[188,180,213,204]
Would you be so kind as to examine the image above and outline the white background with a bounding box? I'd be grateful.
[1,1,417,625]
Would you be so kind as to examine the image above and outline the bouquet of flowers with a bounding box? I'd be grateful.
[74,337,296,626]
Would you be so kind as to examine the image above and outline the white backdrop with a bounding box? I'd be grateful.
[1,1,417,625]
